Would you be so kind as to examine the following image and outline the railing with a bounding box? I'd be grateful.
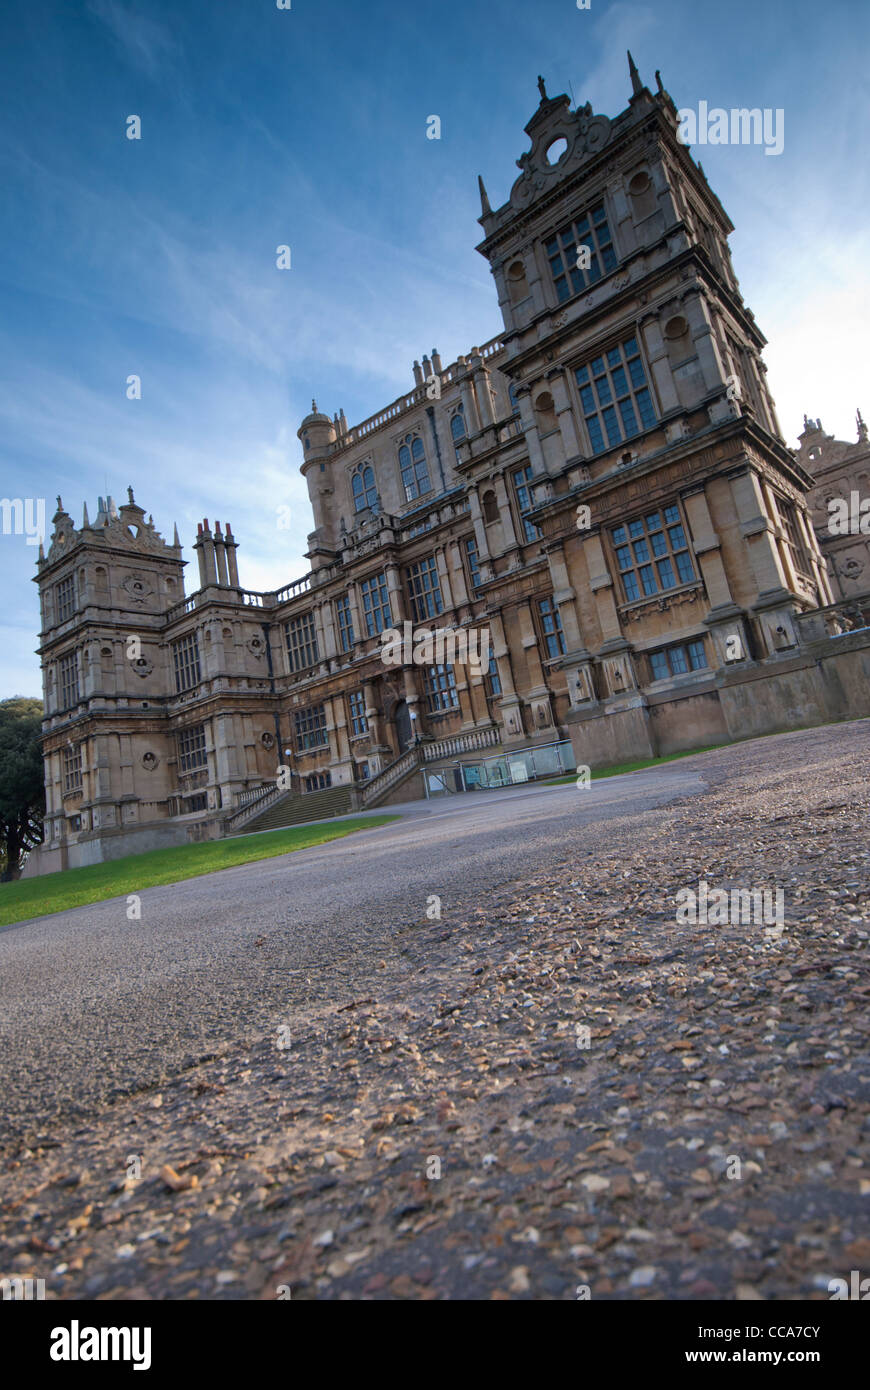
[480,339,503,361]
[360,746,422,807]
[348,390,427,444]
[794,593,870,642]
[274,574,312,602]
[342,336,505,446]
[423,738,575,796]
[225,781,285,832]
[422,727,500,761]
[166,592,201,623]
[236,784,272,809]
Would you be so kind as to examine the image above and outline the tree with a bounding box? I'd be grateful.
[0,697,45,880]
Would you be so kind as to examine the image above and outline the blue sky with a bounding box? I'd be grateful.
[0,0,868,698]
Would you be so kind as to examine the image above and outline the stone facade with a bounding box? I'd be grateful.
[29,60,870,874]
[797,413,870,600]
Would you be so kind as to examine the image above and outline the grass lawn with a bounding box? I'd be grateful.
[0,816,399,928]
[543,743,727,785]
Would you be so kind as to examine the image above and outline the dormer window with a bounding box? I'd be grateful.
[352,463,377,512]
[545,203,617,303]
[398,434,431,502]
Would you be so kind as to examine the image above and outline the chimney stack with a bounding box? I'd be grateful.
[213,520,229,585]
[225,523,240,587]
[200,519,217,585]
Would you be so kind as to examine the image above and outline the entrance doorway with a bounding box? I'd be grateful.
[394,700,413,752]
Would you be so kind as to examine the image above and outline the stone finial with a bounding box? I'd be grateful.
[655,70,664,94]
[311,399,318,414]
[537,75,547,101]
[127,485,135,505]
[56,496,63,511]
[858,408,868,443]
[82,501,90,528]
[173,523,181,547]
[628,51,643,97]
[478,174,491,216]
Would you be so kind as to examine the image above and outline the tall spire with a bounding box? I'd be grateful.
[478,174,491,216]
[82,500,90,528]
[628,51,643,97]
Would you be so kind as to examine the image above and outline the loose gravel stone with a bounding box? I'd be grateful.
[0,721,867,1299]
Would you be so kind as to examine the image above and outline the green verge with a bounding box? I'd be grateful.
[543,743,728,785]
[0,816,399,928]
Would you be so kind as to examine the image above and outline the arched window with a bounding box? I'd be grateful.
[399,434,431,502]
[482,489,499,525]
[450,409,466,442]
[352,463,377,512]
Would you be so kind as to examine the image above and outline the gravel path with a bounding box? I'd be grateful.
[1,721,867,1301]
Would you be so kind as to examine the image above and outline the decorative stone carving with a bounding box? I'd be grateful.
[247,634,266,658]
[132,656,153,677]
[839,556,865,580]
[509,93,612,212]
[261,731,276,749]
[141,751,159,771]
[122,572,153,605]
[621,585,703,621]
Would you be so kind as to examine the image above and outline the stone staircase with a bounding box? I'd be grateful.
[225,783,356,835]
[225,725,503,831]
[358,725,501,809]
[359,746,423,809]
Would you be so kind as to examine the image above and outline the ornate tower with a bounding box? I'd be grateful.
[32,490,186,870]
[473,60,832,758]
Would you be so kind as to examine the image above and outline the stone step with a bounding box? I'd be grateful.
[230,784,355,834]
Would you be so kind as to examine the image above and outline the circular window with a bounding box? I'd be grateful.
[545,137,568,165]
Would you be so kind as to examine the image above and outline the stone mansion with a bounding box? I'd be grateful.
[29,58,870,872]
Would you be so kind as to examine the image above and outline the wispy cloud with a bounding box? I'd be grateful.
[86,0,181,82]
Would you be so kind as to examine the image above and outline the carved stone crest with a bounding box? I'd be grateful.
[122,572,153,605]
